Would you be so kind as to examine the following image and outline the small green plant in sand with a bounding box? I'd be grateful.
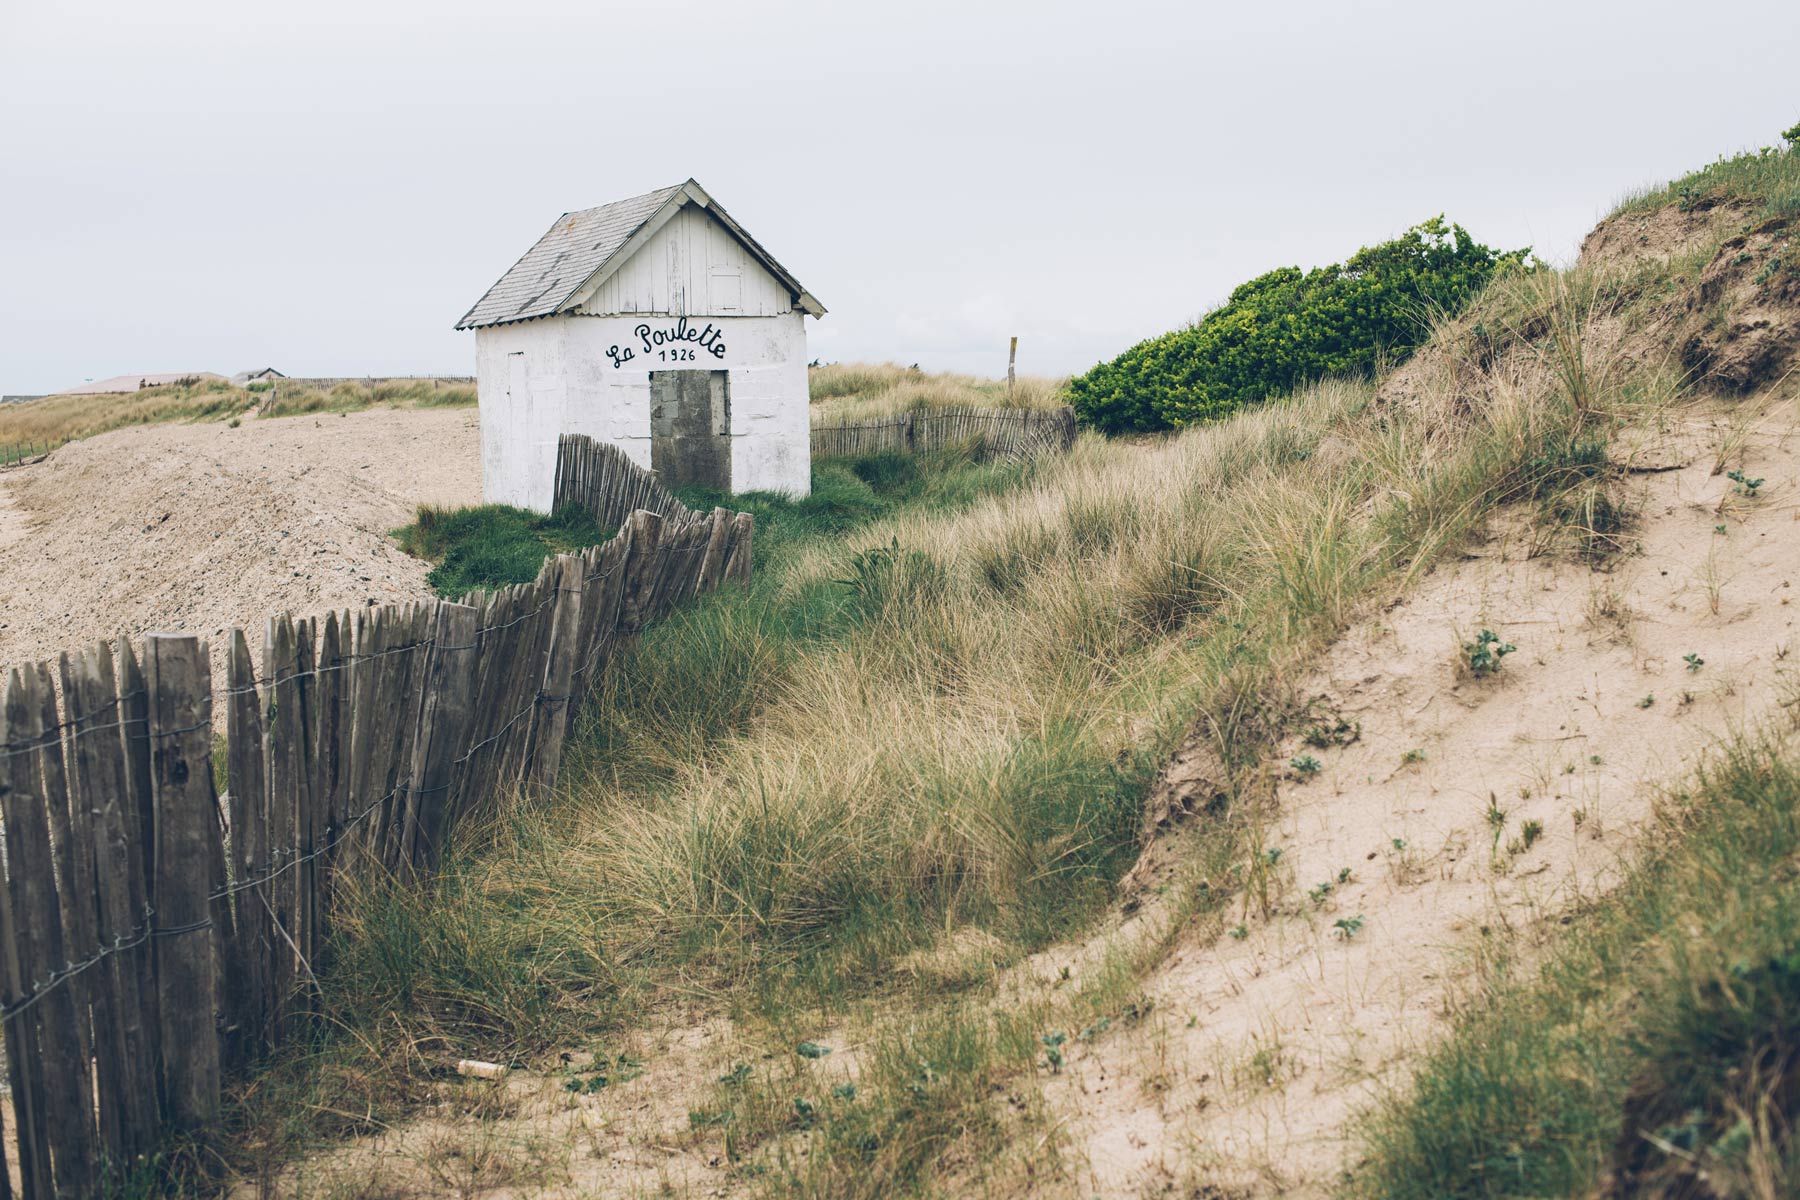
[1486,795,1510,857]
[1726,468,1764,497]
[1301,697,1361,748]
[1507,819,1545,857]
[1462,629,1517,677]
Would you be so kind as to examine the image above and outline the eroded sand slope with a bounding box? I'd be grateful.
[1040,406,1800,1197]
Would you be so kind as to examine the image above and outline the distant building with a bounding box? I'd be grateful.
[53,372,224,396]
[455,179,825,510]
[230,367,286,386]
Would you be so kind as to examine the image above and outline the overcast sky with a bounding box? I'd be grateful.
[2,0,1797,396]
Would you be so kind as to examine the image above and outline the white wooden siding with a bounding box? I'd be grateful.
[577,206,793,318]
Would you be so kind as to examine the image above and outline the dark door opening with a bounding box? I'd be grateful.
[649,369,731,492]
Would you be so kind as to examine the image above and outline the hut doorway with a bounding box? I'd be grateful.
[649,369,731,491]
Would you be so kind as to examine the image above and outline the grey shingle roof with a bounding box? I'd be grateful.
[456,180,824,330]
[455,183,683,330]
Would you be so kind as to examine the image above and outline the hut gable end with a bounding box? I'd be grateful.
[455,179,823,330]
[573,204,792,319]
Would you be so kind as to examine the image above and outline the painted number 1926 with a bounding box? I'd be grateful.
[658,348,697,362]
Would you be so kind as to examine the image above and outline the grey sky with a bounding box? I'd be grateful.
[3,0,1796,396]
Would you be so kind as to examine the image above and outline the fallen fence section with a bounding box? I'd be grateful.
[0,494,751,1195]
[553,433,703,530]
[810,405,1077,463]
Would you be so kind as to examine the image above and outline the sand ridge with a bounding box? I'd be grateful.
[0,407,481,685]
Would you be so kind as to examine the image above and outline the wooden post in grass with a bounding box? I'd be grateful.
[1008,336,1018,401]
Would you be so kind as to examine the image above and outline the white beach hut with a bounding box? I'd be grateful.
[455,180,825,509]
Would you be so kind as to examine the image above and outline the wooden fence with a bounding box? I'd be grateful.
[553,433,702,530]
[1,442,57,469]
[0,476,751,1193]
[811,405,1078,463]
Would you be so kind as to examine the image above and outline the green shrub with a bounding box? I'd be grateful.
[1069,217,1528,433]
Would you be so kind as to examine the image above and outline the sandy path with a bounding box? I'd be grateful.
[1036,410,1800,1196]
[0,407,481,685]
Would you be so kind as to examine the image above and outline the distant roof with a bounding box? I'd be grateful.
[455,179,824,330]
[230,367,286,384]
[55,372,224,396]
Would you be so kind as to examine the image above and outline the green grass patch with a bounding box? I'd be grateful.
[393,503,613,597]
[1352,732,1800,1199]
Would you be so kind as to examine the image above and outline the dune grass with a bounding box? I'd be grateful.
[0,377,249,448]
[1615,135,1800,222]
[0,376,477,453]
[809,361,1069,424]
[258,378,476,418]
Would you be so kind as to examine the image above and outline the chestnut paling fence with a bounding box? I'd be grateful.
[810,404,1078,462]
[553,432,707,528]
[0,437,752,1196]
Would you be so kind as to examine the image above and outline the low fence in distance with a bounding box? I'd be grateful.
[810,405,1078,463]
[0,455,751,1194]
[1,441,58,468]
[272,376,475,390]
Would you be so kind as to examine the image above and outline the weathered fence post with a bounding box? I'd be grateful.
[60,644,156,1166]
[0,669,57,1196]
[527,557,584,795]
[697,506,732,593]
[145,633,222,1130]
[226,631,271,1061]
[617,510,664,632]
[724,513,754,584]
[399,603,479,875]
[262,617,303,1032]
